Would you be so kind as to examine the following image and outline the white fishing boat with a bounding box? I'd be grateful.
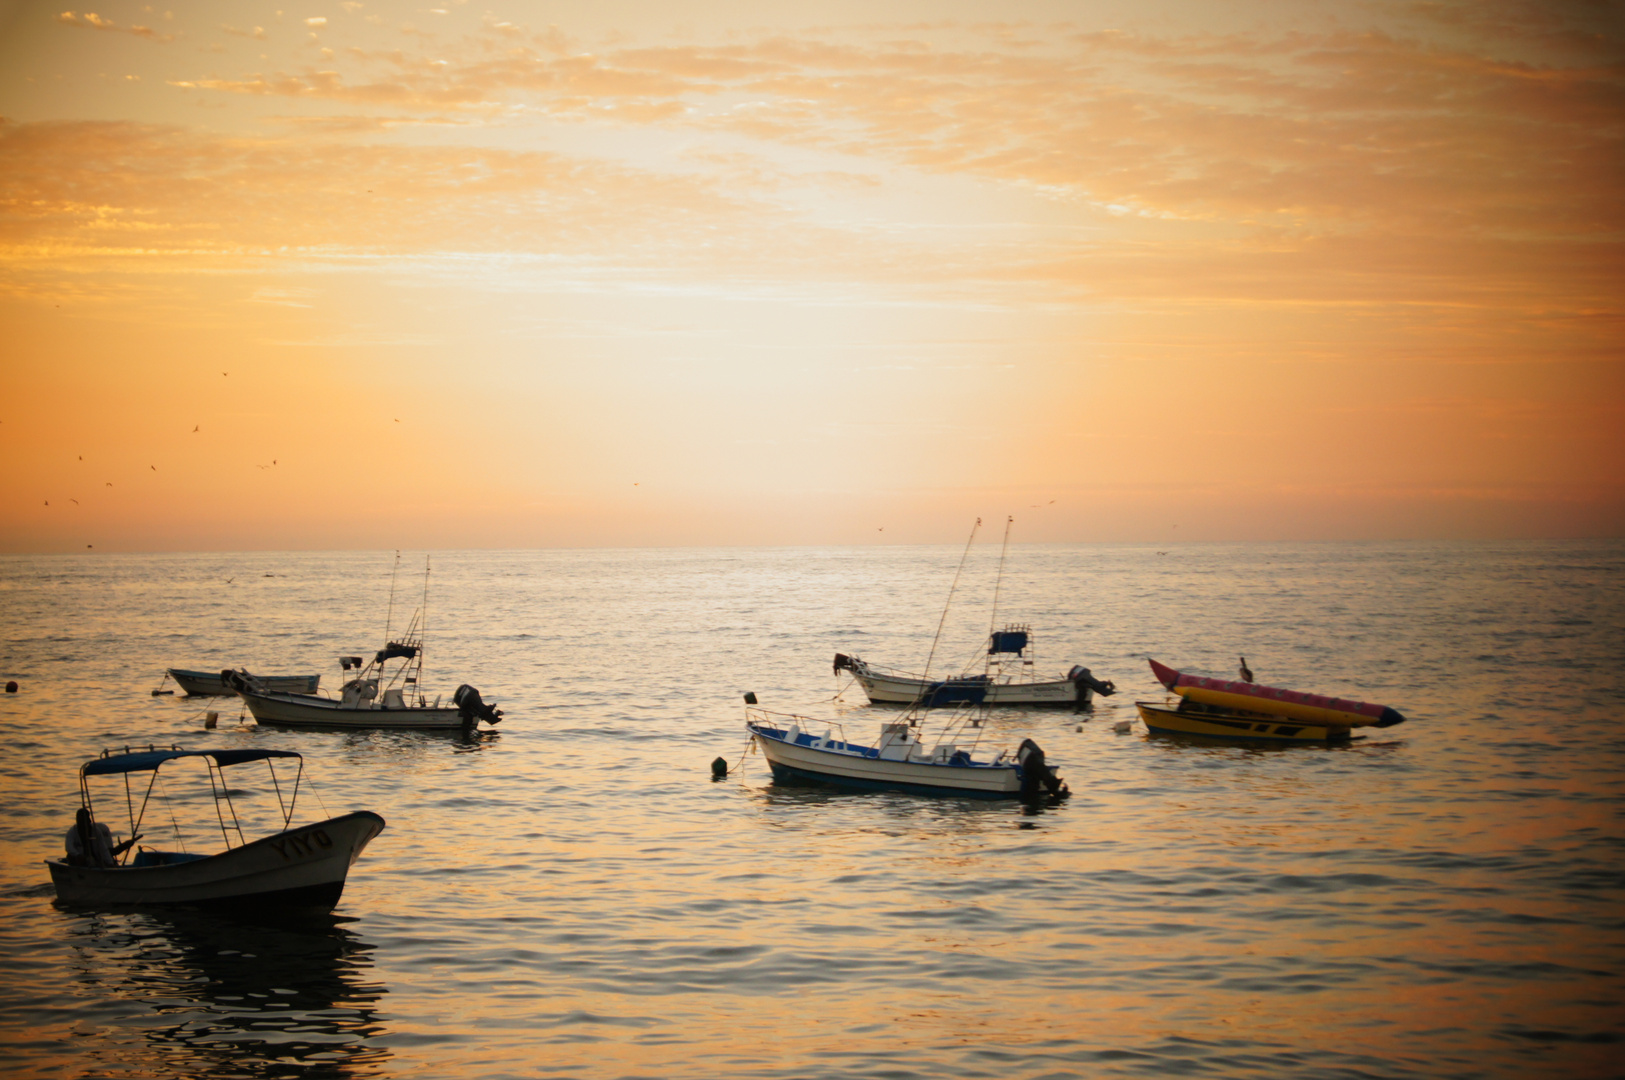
[233,556,502,731]
[833,519,1116,708]
[164,668,321,697]
[45,745,385,913]
[741,519,1071,800]
[834,630,1116,708]
[745,705,1066,799]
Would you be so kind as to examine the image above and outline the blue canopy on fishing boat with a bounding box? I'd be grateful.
[988,630,1029,655]
[374,642,419,664]
[82,748,303,776]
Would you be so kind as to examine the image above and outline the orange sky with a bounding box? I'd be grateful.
[1,0,1620,551]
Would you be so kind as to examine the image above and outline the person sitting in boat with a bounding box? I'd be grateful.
[64,808,138,868]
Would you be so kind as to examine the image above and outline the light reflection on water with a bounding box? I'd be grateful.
[0,541,1621,1078]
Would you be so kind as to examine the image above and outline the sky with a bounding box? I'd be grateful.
[0,0,1620,551]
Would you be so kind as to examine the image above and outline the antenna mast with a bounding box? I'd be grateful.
[922,518,981,681]
[988,515,1013,643]
[384,550,401,642]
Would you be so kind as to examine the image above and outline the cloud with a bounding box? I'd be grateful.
[58,10,175,42]
[148,14,1622,254]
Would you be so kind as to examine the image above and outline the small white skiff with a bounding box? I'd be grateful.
[45,746,385,913]
[166,668,321,697]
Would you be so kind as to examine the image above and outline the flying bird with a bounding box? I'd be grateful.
[1238,657,1254,683]
[193,425,199,433]
[70,499,78,505]
[150,465,156,470]
[43,500,48,506]
[105,482,112,487]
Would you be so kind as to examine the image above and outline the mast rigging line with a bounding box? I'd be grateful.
[921,517,981,685]
[987,515,1014,652]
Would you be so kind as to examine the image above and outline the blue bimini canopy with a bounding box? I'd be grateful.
[375,642,419,665]
[82,748,303,776]
[988,630,1029,655]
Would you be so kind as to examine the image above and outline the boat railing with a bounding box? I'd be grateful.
[745,706,856,748]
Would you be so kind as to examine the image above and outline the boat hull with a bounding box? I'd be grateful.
[240,689,470,730]
[1148,659,1405,729]
[748,722,1023,797]
[47,811,385,912]
[169,669,321,697]
[853,668,1087,707]
[1136,702,1352,743]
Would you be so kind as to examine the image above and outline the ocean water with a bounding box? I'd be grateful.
[0,541,1621,1079]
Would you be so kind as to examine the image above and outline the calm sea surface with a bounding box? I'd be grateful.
[1,541,1622,1079]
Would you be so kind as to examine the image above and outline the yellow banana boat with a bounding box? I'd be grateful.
[1139,659,1408,742]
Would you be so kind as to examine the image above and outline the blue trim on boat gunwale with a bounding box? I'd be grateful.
[763,760,1019,799]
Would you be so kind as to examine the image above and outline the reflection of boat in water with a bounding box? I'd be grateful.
[235,557,503,731]
[1136,659,1409,743]
[164,667,321,697]
[65,908,389,1076]
[47,745,385,913]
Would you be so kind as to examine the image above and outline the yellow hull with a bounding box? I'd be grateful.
[1170,685,1376,729]
[1147,659,1405,730]
[1136,702,1352,743]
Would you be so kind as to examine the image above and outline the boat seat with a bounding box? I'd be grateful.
[382,687,405,709]
[131,850,210,867]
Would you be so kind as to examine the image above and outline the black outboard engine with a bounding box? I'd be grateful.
[1068,665,1116,711]
[833,653,856,675]
[1016,737,1069,801]
[220,669,258,695]
[453,684,502,726]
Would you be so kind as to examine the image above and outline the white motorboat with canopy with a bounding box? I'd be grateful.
[232,555,502,731]
[46,745,385,913]
[832,518,1116,709]
[745,519,1072,800]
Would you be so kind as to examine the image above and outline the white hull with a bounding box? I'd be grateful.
[854,668,1087,706]
[748,721,1022,797]
[169,669,321,697]
[47,811,385,911]
[241,689,471,730]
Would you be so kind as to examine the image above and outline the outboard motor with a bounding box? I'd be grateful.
[453,684,502,726]
[1068,665,1116,711]
[1016,737,1069,801]
[220,669,259,695]
[833,653,856,675]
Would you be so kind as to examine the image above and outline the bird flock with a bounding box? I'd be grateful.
[26,370,351,550]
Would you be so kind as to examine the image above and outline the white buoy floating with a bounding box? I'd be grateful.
[1113,719,1133,734]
